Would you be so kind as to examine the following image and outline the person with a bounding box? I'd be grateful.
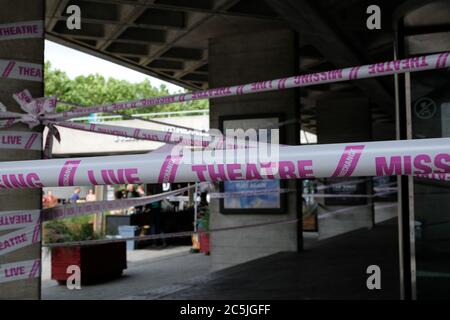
[125,184,139,214]
[43,190,59,208]
[69,187,81,203]
[135,185,146,214]
[137,185,145,197]
[126,184,139,199]
[86,189,96,202]
[148,193,165,247]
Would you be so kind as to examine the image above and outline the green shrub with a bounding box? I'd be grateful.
[43,220,73,244]
[43,217,100,244]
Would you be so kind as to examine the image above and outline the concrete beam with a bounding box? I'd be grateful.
[60,0,282,21]
[160,47,204,60]
[97,0,151,51]
[147,59,184,70]
[139,0,240,68]
[266,0,395,117]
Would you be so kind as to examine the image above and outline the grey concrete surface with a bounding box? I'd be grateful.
[41,246,210,300]
[127,219,400,300]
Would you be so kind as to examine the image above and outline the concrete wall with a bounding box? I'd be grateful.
[49,115,210,156]
[316,96,374,239]
[208,29,300,271]
[0,0,44,299]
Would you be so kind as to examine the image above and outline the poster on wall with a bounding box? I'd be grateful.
[223,180,281,209]
[219,114,286,214]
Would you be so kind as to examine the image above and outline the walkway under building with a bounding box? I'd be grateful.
[130,220,399,300]
[1,0,449,300]
[120,220,398,300]
[41,219,399,300]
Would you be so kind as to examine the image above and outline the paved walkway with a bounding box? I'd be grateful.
[41,246,211,300]
[42,220,399,300]
[127,220,400,300]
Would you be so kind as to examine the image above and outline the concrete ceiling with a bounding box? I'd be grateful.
[45,0,447,133]
[45,0,285,90]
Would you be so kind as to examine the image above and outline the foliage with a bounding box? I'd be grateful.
[43,220,73,244]
[44,216,100,244]
[44,61,209,115]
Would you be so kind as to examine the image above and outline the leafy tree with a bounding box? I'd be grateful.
[44,62,209,116]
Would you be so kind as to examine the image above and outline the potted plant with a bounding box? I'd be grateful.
[197,206,210,255]
[44,217,127,285]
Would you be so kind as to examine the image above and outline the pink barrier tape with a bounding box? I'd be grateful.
[0,259,40,284]
[51,120,208,146]
[14,93,57,119]
[0,60,42,82]
[0,90,56,131]
[43,124,61,159]
[60,99,206,133]
[318,203,397,220]
[417,173,450,181]
[44,218,299,248]
[42,184,198,221]
[10,90,57,127]
[109,112,206,133]
[0,210,40,231]
[0,119,20,129]
[315,178,369,191]
[0,131,41,151]
[0,223,40,257]
[0,20,43,41]
[303,191,396,198]
[209,188,294,199]
[42,52,450,121]
[266,118,300,130]
[43,129,54,159]
[0,111,24,119]
[51,120,245,149]
[0,137,449,189]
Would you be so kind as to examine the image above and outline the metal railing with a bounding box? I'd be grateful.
[69,109,209,123]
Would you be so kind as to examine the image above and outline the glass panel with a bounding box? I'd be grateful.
[411,66,450,299]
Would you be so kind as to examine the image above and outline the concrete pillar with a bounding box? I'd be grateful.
[208,28,300,271]
[93,185,105,233]
[187,183,194,206]
[0,0,44,299]
[316,95,374,239]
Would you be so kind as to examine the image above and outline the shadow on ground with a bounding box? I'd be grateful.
[127,220,400,300]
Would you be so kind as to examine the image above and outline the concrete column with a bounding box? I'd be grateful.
[316,95,374,239]
[208,28,300,271]
[0,0,44,299]
[93,185,105,233]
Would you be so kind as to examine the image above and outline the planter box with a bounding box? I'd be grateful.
[51,241,127,285]
[199,231,210,254]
